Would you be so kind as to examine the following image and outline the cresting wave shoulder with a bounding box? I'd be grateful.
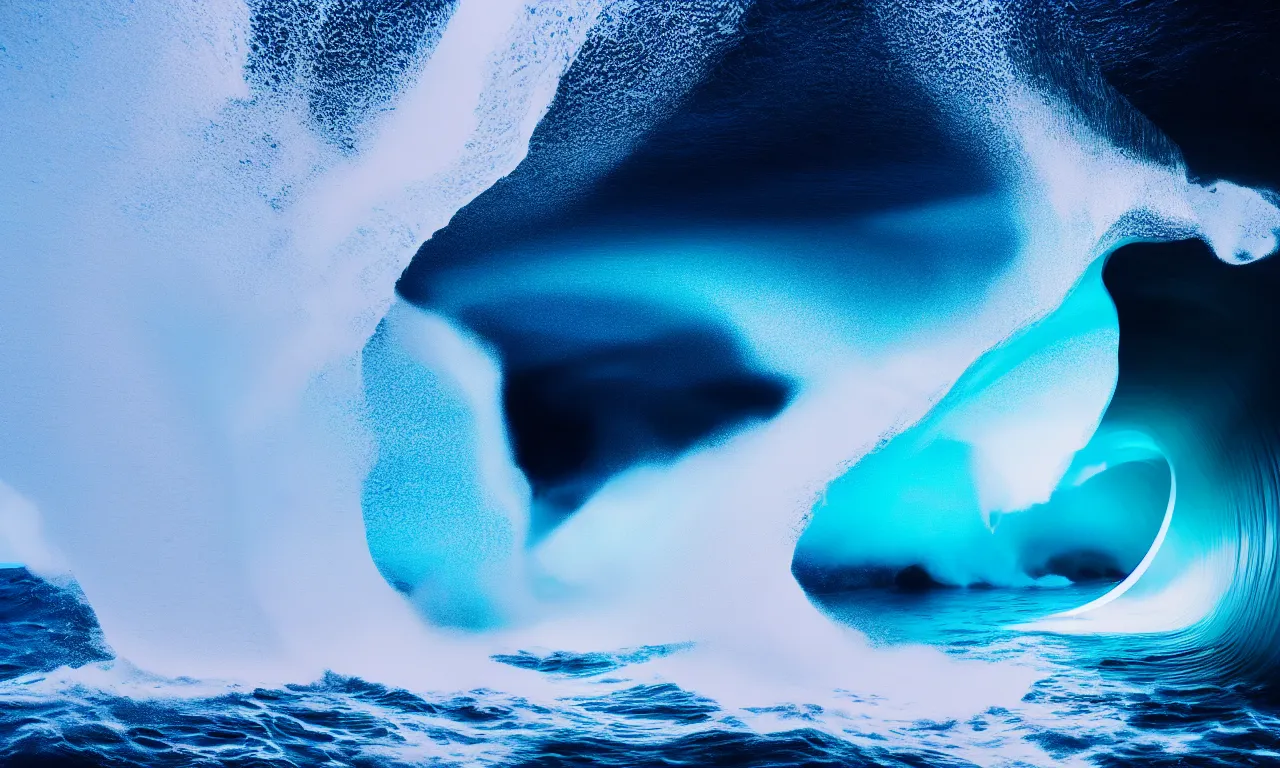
[1041,239,1280,683]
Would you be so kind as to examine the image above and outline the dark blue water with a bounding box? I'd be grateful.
[5,567,1279,767]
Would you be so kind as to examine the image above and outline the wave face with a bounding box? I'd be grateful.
[792,260,1169,592]
[4,0,1280,765]
[1026,239,1280,678]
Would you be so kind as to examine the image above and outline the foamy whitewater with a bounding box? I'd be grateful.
[3,1,1280,766]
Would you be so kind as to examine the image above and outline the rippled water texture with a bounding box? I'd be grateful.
[4,569,1280,767]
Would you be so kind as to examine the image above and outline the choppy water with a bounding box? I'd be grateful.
[4,568,1278,767]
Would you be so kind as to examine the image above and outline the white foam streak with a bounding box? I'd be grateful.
[0,0,600,681]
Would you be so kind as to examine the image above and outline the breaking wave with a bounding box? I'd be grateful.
[3,1,1280,765]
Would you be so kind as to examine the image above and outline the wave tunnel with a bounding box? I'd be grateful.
[5,0,1280,765]
[1037,238,1280,682]
[359,0,1280,689]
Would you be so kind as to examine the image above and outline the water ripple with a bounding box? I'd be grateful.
[6,569,1280,767]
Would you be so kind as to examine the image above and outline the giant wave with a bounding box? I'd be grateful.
[3,1,1280,765]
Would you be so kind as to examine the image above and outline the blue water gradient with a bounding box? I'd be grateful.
[4,1,1280,765]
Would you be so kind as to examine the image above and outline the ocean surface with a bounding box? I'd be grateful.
[4,567,1278,767]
